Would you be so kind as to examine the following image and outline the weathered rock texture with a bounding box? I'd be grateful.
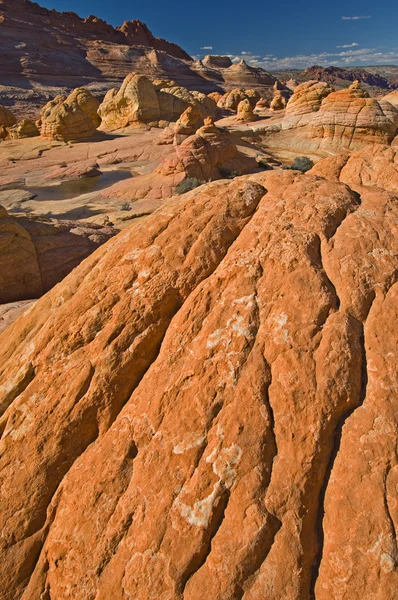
[237,99,258,122]
[157,118,257,180]
[310,81,398,148]
[7,119,39,139]
[309,144,398,193]
[40,88,101,141]
[98,75,215,131]
[1,169,398,599]
[0,206,117,302]
[217,89,260,112]
[285,80,334,116]
[270,82,291,110]
[252,81,398,153]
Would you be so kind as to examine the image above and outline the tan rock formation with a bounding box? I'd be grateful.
[1,170,398,599]
[237,98,259,122]
[270,82,291,110]
[217,89,260,112]
[285,80,334,116]
[66,88,102,128]
[203,55,233,69]
[0,105,17,130]
[310,81,398,148]
[157,117,257,180]
[382,89,398,109]
[152,79,178,90]
[309,144,398,193]
[98,74,209,131]
[0,206,117,302]
[208,91,223,104]
[255,97,270,110]
[40,88,101,142]
[7,119,40,139]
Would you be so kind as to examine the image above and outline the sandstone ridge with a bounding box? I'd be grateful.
[1,169,397,599]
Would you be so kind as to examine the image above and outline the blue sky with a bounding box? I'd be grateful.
[39,0,398,69]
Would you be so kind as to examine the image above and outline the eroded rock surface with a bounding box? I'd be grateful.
[309,144,398,193]
[1,170,397,599]
[40,88,101,142]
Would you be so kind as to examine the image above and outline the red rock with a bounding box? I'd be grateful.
[309,144,398,193]
[1,171,398,599]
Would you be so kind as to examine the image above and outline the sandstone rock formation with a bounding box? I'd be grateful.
[270,82,291,110]
[40,88,101,141]
[7,119,40,139]
[255,97,270,110]
[382,89,398,109]
[0,206,117,302]
[1,170,398,599]
[309,144,398,193]
[237,99,258,122]
[157,117,257,180]
[98,74,214,131]
[285,80,334,116]
[203,55,233,69]
[310,81,398,149]
[208,91,223,104]
[218,89,260,112]
[0,105,17,128]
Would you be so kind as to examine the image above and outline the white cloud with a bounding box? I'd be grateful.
[200,45,398,71]
[337,42,359,48]
[200,46,213,50]
[342,15,371,20]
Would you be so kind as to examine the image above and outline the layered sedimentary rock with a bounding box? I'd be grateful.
[40,88,101,141]
[98,74,214,131]
[285,80,334,116]
[157,117,257,180]
[309,144,398,193]
[0,206,117,302]
[256,81,398,153]
[1,170,398,600]
[310,81,398,148]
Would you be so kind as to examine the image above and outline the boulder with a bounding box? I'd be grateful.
[1,170,398,600]
[237,98,258,122]
[218,88,260,112]
[270,82,291,110]
[208,91,223,104]
[98,74,206,130]
[255,97,270,110]
[285,80,334,116]
[7,119,40,139]
[40,88,101,142]
[157,117,257,180]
